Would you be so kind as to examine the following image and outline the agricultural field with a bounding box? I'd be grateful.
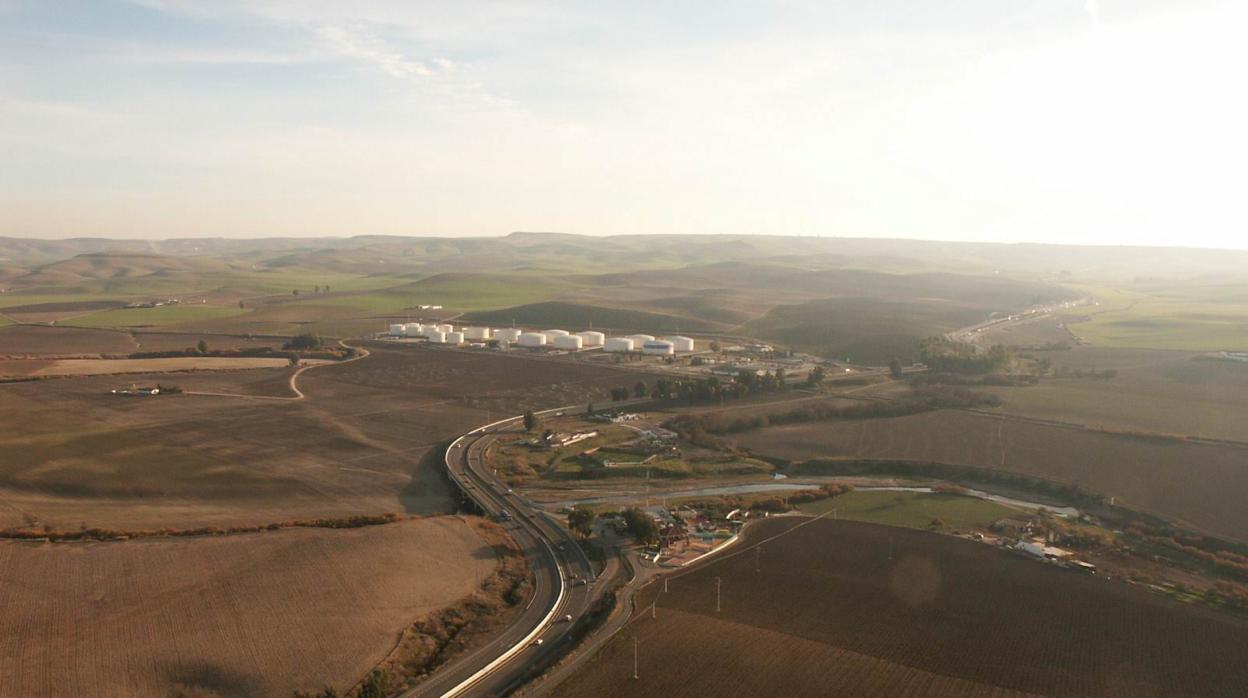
[556,517,1248,697]
[1067,282,1248,352]
[796,490,1020,530]
[733,409,1248,541]
[0,357,306,379]
[987,346,1248,442]
[0,344,658,530]
[0,516,496,698]
[0,325,138,356]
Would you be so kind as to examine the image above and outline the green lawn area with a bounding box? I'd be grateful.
[798,490,1021,530]
[67,304,251,328]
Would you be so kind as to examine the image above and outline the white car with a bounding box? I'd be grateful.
[532,638,544,647]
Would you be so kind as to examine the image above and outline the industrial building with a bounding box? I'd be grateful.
[518,332,547,347]
[463,326,491,340]
[577,330,605,347]
[553,334,583,350]
[667,335,695,352]
[643,339,675,356]
[604,337,635,352]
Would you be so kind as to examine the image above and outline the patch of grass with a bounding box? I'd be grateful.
[797,490,1020,530]
[396,273,578,313]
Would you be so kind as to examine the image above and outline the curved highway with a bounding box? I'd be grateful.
[405,407,604,698]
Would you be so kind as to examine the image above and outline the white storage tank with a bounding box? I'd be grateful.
[436,323,454,334]
[667,335,695,352]
[553,334,583,350]
[627,334,656,345]
[405,322,424,336]
[517,332,547,347]
[577,330,605,347]
[463,326,491,340]
[445,331,465,345]
[494,328,523,343]
[543,329,570,336]
[389,324,405,336]
[426,330,447,344]
[643,340,675,356]
[604,337,635,353]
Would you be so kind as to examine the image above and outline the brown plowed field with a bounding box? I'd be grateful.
[734,410,1248,541]
[0,344,658,529]
[557,517,1248,697]
[0,516,496,698]
[0,324,137,356]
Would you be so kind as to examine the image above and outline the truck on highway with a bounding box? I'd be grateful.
[499,509,512,521]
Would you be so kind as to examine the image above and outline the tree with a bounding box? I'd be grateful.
[238,300,245,309]
[622,507,659,545]
[806,366,825,387]
[357,670,388,698]
[709,340,721,352]
[288,353,300,367]
[283,332,322,350]
[774,367,787,388]
[568,505,596,539]
[197,339,208,354]
[292,289,300,296]
[889,358,903,379]
[586,401,595,415]
[523,410,539,432]
[313,284,320,293]
[633,380,647,398]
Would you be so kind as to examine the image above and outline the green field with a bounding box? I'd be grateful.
[1070,283,1248,351]
[797,490,1020,530]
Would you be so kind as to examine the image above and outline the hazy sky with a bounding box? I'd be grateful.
[1,1,1245,247]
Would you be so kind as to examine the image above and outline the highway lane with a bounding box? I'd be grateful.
[405,405,619,698]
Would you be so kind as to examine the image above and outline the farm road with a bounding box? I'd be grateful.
[184,340,369,401]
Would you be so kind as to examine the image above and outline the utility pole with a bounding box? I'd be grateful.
[888,535,894,561]
[755,546,761,573]
[633,637,639,680]
[715,576,722,612]
[651,601,656,619]
[663,576,668,593]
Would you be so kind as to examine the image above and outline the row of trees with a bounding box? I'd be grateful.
[919,336,1011,374]
[607,369,794,405]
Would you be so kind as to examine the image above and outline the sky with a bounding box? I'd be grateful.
[1,0,1245,248]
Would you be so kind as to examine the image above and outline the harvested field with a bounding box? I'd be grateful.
[0,356,311,379]
[0,516,496,698]
[0,344,657,529]
[557,517,1248,697]
[734,410,1248,541]
[0,324,137,356]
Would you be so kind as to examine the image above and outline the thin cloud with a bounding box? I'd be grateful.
[317,24,438,79]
